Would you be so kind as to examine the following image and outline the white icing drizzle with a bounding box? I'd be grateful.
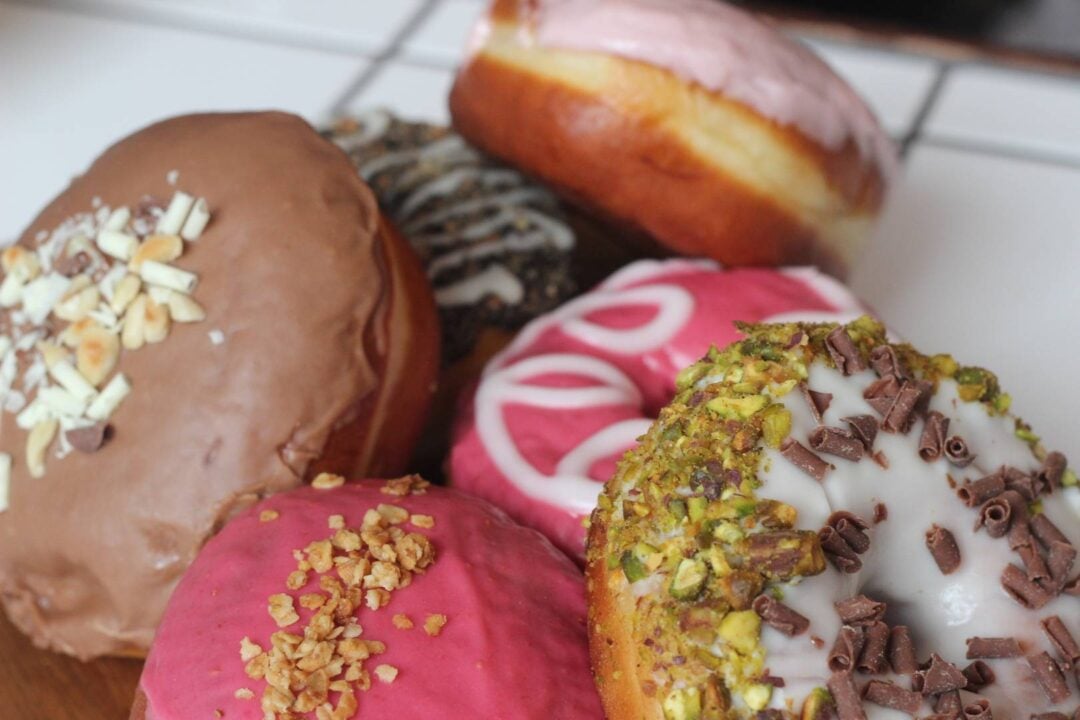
[475,259,868,514]
[759,366,1080,717]
[332,110,576,310]
[434,264,524,307]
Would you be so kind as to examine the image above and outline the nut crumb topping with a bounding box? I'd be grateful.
[409,514,435,529]
[260,510,280,523]
[241,481,442,719]
[380,475,430,497]
[0,188,211,493]
[312,472,346,490]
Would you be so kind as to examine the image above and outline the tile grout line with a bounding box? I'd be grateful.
[920,136,1080,172]
[899,61,950,160]
[328,0,442,117]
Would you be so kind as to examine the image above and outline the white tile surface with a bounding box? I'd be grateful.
[803,38,941,138]
[851,143,1080,456]
[0,3,365,240]
[926,64,1080,162]
[347,62,455,124]
[28,0,422,55]
[402,0,484,66]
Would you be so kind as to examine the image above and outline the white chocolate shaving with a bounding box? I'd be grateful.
[140,260,197,294]
[0,273,24,308]
[86,373,130,421]
[180,198,210,241]
[156,192,194,235]
[48,360,96,403]
[96,229,138,261]
[0,453,10,513]
[15,399,50,430]
[38,386,87,418]
[208,328,225,345]
[21,273,71,325]
[167,291,205,322]
[103,206,131,232]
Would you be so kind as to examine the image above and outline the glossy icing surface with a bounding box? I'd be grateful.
[450,259,866,561]
[760,368,1080,717]
[139,481,603,719]
[503,0,895,172]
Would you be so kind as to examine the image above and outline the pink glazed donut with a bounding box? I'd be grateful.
[133,477,602,720]
[449,259,868,561]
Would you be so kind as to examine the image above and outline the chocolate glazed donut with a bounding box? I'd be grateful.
[0,112,439,659]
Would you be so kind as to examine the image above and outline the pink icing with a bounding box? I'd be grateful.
[449,260,868,562]
[504,0,896,173]
[139,482,603,719]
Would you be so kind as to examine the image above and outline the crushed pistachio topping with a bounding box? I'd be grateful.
[593,317,1042,719]
[240,476,441,719]
[0,186,210,492]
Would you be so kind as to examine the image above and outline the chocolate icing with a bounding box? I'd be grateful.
[0,112,437,658]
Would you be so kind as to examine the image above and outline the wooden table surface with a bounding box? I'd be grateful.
[0,610,141,719]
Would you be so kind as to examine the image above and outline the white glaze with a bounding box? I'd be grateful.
[758,365,1080,717]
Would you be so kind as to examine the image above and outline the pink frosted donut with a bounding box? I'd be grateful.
[449,259,868,561]
[134,477,602,719]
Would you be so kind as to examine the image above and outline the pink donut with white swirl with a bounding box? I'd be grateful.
[449,259,870,561]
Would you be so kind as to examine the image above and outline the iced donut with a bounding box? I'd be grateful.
[587,318,1080,719]
[449,259,867,561]
[327,109,577,365]
[131,476,603,720]
[0,112,439,658]
[450,0,897,278]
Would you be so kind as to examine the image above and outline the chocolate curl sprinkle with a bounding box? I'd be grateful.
[829,626,866,672]
[801,383,833,424]
[829,511,871,553]
[1045,541,1077,592]
[925,525,962,575]
[957,472,1005,508]
[810,426,865,462]
[919,411,949,461]
[857,621,890,675]
[780,438,831,481]
[915,653,968,695]
[752,595,810,637]
[1031,513,1070,549]
[1001,564,1053,609]
[881,382,925,434]
[888,626,919,674]
[944,436,975,468]
[841,415,879,452]
[873,502,888,524]
[1042,616,1080,663]
[962,699,993,720]
[961,661,995,690]
[965,636,1022,659]
[934,691,963,716]
[1004,467,1037,500]
[977,490,1026,538]
[827,671,868,720]
[1067,576,1080,596]
[1037,451,1067,492]
[870,344,906,380]
[862,679,922,715]
[835,595,886,626]
[826,327,867,376]
[1027,652,1072,703]
[1018,544,1051,582]
[821,527,862,574]
[863,375,901,416]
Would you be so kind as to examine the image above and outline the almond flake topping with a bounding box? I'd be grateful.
[0,190,211,495]
[241,479,441,719]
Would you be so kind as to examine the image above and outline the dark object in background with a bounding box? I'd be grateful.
[736,0,1080,61]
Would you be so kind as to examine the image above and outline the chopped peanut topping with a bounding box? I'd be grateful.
[410,514,435,529]
[259,509,279,523]
[240,481,441,719]
[312,472,345,490]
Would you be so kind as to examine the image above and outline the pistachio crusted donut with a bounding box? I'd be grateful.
[587,318,1079,719]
